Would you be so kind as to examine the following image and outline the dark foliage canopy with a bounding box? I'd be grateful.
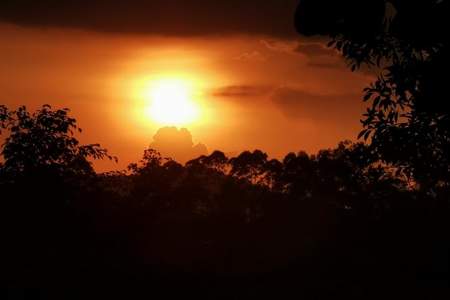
[0,105,115,180]
[296,0,450,190]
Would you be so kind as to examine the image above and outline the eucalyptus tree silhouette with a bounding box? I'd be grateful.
[296,0,450,191]
[186,150,229,174]
[229,150,269,185]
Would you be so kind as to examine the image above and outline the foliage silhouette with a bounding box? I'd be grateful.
[296,0,450,191]
[0,105,116,180]
[0,105,448,296]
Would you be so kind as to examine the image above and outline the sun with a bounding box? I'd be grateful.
[144,78,200,126]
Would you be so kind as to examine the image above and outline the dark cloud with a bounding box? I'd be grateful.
[150,127,207,164]
[0,0,299,38]
[260,39,298,53]
[235,51,268,62]
[307,61,346,70]
[294,42,336,57]
[212,85,270,98]
[271,87,365,121]
[259,39,344,68]
[307,60,380,75]
[292,40,347,70]
[260,39,337,57]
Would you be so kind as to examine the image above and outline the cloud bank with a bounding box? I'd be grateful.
[1,0,299,38]
[271,87,365,122]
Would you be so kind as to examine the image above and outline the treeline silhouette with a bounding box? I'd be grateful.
[0,104,448,298]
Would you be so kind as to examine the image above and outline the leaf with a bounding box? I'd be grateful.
[363,93,373,101]
[373,96,381,107]
[358,130,368,139]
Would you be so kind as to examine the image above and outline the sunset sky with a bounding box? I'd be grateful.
[0,0,374,171]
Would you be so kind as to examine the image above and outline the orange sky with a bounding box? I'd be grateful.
[0,24,373,171]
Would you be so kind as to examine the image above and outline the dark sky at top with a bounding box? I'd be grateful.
[0,0,299,37]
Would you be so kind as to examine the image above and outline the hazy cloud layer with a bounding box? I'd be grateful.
[212,85,270,98]
[307,61,346,70]
[258,38,345,70]
[0,0,299,38]
[210,84,366,125]
[235,51,268,62]
[271,87,365,122]
[260,39,299,54]
[294,42,336,57]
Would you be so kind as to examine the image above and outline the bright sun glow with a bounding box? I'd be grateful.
[145,78,200,126]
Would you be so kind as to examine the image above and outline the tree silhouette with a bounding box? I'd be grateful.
[280,151,315,197]
[0,105,115,180]
[1,108,447,293]
[296,0,450,191]
[186,150,229,174]
[0,104,8,130]
[229,150,270,185]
